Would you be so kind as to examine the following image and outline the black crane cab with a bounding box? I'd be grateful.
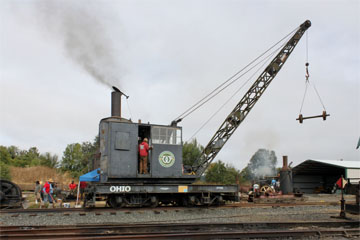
[98,117,188,183]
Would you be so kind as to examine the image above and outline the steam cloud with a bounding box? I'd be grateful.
[35,1,121,88]
[247,149,277,179]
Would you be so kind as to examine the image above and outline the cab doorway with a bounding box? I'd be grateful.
[138,125,151,174]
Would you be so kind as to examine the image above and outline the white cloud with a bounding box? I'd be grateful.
[0,0,359,169]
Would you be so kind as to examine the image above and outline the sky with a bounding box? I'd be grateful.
[1,0,359,170]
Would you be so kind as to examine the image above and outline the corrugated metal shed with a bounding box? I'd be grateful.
[292,159,360,193]
[302,160,360,169]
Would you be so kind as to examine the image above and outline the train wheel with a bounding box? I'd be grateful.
[150,196,158,207]
[108,196,125,208]
[179,197,188,207]
[0,179,22,208]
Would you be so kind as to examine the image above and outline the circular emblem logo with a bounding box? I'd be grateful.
[158,151,176,168]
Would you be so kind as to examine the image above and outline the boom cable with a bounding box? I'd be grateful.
[299,31,327,114]
[173,26,300,123]
[187,38,288,141]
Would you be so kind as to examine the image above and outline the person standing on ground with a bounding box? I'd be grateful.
[271,178,276,191]
[48,180,55,204]
[80,181,87,200]
[34,181,42,204]
[276,180,280,192]
[139,138,151,174]
[42,180,50,206]
[69,180,77,197]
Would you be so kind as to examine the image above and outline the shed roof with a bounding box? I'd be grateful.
[292,159,360,176]
[304,159,360,169]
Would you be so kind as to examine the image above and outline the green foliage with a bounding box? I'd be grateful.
[0,161,11,180]
[0,145,59,168]
[60,136,99,178]
[0,146,12,165]
[182,139,204,166]
[40,152,59,168]
[0,136,98,179]
[205,160,241,184]
[241,149,277,180]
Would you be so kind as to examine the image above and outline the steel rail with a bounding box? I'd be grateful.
[1,221,359,238]
[0,201,345,214]
[1,228,359,240]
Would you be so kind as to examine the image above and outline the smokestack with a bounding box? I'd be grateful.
[282,156,289,170]
[111,91,122,117]
[280,155,293,194]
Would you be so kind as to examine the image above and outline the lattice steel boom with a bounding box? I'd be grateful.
[193,20,311,176]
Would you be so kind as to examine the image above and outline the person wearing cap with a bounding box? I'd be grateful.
[44,179,54,204]
[139,138,151,174]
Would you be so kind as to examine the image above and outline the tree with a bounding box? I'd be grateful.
[1,145,59,168]
[0,146,12,165]
[40,152,59,168]
[0,161,11,180]
[182,139,203,166]
[242,149,277,180]
[205,160,241,184]
[61,143,84,176]
[81,136,99,171]
[26,147,42,166]
[6,146,20,160]
[60,136,99,178]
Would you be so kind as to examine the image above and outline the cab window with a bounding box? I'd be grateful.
[152,126,181,145]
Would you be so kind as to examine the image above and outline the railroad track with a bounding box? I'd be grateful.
[0,201,341,214]
[1,221,359,239]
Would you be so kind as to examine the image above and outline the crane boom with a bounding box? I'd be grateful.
[192,20,311,176]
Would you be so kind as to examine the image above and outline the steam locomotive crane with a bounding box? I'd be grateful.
[192,20,312,176]
[85,20,312,208]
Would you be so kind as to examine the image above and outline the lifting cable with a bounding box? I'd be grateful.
[186,46,283,142]
[297,31,329,123]
[187,41,287,141]
[172,26,300,124]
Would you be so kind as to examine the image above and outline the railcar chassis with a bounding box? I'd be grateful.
[84,183,239,208]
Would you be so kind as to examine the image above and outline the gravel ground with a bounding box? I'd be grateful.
[0,204,358,226]
[1,194,358,226]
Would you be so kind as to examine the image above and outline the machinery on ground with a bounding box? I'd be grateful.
[0,179,23,209]
[84,20,311,208]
